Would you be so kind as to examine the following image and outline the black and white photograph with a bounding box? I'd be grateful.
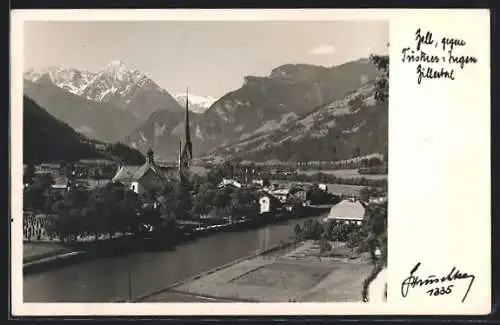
[20,19,389,304]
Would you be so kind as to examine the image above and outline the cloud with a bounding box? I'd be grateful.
[309,44,336,55]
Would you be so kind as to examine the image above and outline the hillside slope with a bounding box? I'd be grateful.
[23,96,145,165]
[24,80,140,143]
[205,82,388,163]
[124,59,379,159]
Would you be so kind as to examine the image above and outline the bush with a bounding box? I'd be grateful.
[319,238,332,253]
[294,218,324,241]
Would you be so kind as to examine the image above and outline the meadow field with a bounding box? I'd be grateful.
[297,169,387,180]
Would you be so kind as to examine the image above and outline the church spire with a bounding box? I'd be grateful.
[146,147,154,164]
[179,87,193,181]
[178,139,182,169]
[184,87,192,159]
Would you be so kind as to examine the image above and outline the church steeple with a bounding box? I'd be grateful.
[183,87,192,160]
[180,87,193,171]
[146,147,154,164]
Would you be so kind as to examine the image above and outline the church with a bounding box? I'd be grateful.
[112,89,193,195]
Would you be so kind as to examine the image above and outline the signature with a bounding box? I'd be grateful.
[401,262,475,302]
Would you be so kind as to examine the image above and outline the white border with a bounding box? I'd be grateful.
[11,9,491,316]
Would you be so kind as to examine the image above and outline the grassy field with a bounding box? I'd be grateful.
[297,169,387,180]
[275,180,366,197]
[160,241,372,302]
[23,242,72,263]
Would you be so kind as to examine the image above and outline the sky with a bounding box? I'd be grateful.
[24,21,388,98]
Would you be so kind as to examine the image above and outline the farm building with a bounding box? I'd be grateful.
[324,199,366,225]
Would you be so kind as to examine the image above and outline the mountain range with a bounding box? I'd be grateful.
[25,61,183,121]
[24,57,387,163]
[206,82,388,162]
[124,58,383,161]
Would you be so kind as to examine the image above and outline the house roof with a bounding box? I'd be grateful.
[326,199,366,221]
[270,188,290,196]
[112,165,142,183]
[79,159,115,165]
[132,164,154,181]
[113,162,174,184]
[52,184,68,189]
[218,179,242,189]
[40,163,60,168]
[289,187,306,195]
[259,190,283,205]
[52,175,69,187]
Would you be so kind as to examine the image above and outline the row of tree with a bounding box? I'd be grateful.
[24,161,354,244]
[358,165,388,175]
[268,172,387,188]
[24,169,266,242]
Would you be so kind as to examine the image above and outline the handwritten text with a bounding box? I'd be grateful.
[401,28,478,84]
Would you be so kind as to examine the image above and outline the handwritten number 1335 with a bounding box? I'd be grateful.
[427,285,454,296]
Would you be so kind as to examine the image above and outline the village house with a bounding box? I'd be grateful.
[50,175,72,193]
[268,186,307,204]
[218,178,242,189]
[323,199,366,226]
[112,148,178,195]
[258,190,284,215]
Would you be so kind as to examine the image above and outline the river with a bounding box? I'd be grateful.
[23,217,321,302]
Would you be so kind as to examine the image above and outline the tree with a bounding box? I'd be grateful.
[157,180,181,225]
[306,185,340,205]
[227,188,259,220]
[23,185,46,212]
[213,187,233,211]
[61,163,75,177]
[177,180,193,220]
[64,187,90,209]
[81,205,99,240]
[206,167,224,186]
[68,208,83,241]
[33,173,55,190]
[360,186,384,203]
[24,157,35,185]
[192,186,216,217]
[118,190,142,233]
[369,53,389,103]
[360,50,389,302]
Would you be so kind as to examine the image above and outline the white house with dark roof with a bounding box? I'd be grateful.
[218,178,242,189]
[324,199,366,226]
[51,175,71,193]
[112,148,178,195]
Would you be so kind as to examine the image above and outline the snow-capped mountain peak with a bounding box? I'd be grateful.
[174,93,218,113]
[23,60,184,121]
[101,60,143,82]
[24,66,97,93]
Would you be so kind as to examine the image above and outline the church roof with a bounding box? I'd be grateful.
[112,162,175,184]
[133,163,154,181]
[112,165,142,183]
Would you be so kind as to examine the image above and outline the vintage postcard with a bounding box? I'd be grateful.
[10,9,491,316]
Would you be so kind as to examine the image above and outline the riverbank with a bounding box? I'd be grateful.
[141,240,372,302]
[23,206,330,275]
[23,242,73,263]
